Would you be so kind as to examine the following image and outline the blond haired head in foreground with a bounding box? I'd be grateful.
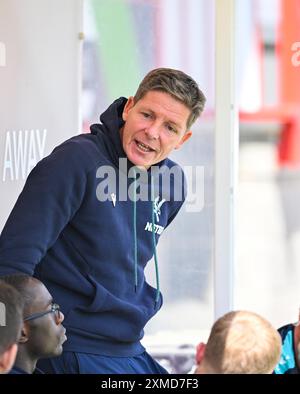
[195,311,282,374]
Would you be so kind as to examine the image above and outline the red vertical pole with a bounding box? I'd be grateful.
[277,0,300,167]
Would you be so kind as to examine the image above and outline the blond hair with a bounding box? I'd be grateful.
[199,311,281,374]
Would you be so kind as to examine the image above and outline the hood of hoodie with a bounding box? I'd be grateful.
[90,97,127,168]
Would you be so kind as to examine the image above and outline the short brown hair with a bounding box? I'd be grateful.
[134,68,206,130]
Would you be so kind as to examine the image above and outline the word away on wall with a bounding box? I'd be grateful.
[2,129,47,181]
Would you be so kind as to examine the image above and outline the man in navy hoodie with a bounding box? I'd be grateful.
[0,68,206,373]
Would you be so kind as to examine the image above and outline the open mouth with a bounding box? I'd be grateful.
[135,140,156,153]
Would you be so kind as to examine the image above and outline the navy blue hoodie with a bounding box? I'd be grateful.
[0,97,186,356]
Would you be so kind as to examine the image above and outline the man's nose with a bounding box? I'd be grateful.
[57,310,64,324]
[145,123,160,140]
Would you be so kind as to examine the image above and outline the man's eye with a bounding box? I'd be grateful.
[166,124,177,133]
[142,112,151,118]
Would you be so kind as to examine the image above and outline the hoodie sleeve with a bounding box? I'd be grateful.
[0,141,88,276]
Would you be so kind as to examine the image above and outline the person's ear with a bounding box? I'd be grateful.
[0,343,18,374]
[196,342,206,365]
[174,131,192,150]
[19,324,29,344]
[122,96,135,122]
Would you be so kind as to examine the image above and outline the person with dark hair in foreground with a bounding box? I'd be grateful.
[2,274,66,374]
[0,281,23,374]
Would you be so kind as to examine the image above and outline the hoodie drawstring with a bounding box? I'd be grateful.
[132,171,160,307]
[151,175,160,306]
[133,174,138,293]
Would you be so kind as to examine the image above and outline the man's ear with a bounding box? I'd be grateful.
[196,342,206,365]
[175,130,192,149]
[122,96,135,122]
[0,343,18,374]
[19,324,29,344]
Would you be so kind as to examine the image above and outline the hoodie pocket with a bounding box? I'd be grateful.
[74,274,109,313]
[63,275,113,339]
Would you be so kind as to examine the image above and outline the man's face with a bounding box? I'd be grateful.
[25,281,66,358]
[121,90,192,168]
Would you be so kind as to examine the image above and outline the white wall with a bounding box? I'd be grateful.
[0,0,83,229]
